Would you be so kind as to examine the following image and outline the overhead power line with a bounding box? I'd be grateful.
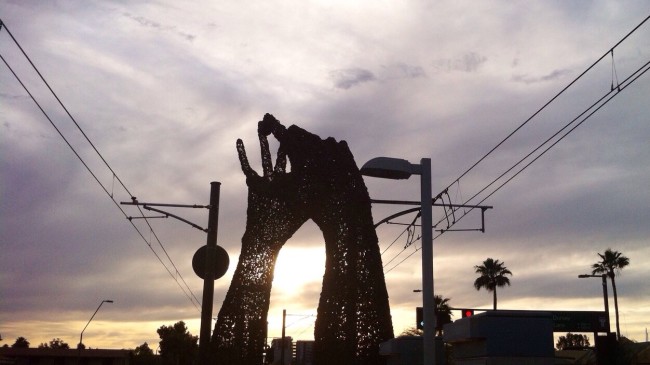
[445,15,650,194]
[460,59,650,215]
[383,57,649,274]
[0,20,202,313]
[380,14,650,274]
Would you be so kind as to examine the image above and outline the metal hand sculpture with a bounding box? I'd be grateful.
[211,126,308,364]
[213,114,393,365]
[267,116,394,365]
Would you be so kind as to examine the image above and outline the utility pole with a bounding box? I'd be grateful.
[281,309,286,365]
[199,182,221,364]
[121,181,228,364]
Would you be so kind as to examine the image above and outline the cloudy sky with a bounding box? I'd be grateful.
[1,1,649,350]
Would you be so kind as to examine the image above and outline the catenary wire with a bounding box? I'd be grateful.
[383,59,649,274]
[0,22,202,312]
[380,16,650,274]
[462,61,650,218]
[0,51,202,312]
[444,15,649,194]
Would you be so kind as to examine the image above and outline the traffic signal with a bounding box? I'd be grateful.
[461,309,474,318]
[416,307,423,330]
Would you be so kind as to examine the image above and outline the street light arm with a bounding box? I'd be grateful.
[79,300,113,347]
[577,274,610,332]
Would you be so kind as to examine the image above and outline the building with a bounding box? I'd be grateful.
[295,341,314,365]
[269,337,293,365]
[0,347,131,365]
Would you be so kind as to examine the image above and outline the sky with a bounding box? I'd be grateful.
[1,0,649,351]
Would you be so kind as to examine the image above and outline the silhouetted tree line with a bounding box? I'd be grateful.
[129,320,198,365]
[1,337,70,349]
[2,321,197,365]
[556,333,591,350]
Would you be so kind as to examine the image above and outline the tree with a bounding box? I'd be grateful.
[398,327,423,337]
[591,248,630,340]
[556,333,591,350]
[38,338,70,349]
[398,295,453,338]
[132,342,159,365]
[156,321,198,365]
[134,342,155,356]
[473,258,512,310]
[12,337,30,348]
[435,295,453,336]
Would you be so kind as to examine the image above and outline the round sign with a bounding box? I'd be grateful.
[192,245,229,280]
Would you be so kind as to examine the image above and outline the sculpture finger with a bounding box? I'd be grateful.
[258,113,279,137]
[274,144,287,174]
[236,139,257,178]
[259,132,273,177]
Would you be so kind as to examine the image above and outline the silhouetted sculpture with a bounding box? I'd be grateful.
[212,114,393,365]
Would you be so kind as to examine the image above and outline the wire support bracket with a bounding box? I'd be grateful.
[121,198,208,232]
[121,197,210,209]
[372,200,492,233]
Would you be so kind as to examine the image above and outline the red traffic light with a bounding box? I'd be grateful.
[461,309,474,318]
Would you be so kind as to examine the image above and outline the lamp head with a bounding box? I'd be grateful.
[360,157,420,179]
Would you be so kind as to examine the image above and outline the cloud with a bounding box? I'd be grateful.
[122,12,196,41]
[512,68,573,84]
[432,52,487,73]
[382,63,427,79]
[330,68,376,89]
[1,0,649,349]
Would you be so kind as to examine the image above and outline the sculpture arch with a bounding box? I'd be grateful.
[212,114,394,365]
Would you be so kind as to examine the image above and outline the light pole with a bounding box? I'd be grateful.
[578,274,610,333]
[79,299,113,349]
[361,157,436,365]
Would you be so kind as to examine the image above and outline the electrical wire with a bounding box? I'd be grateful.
[383,60,649,274]
[0,51,202,312]
[379,15,650,274]
[381,212,420,269]
[380,224,410,256]
[444,15,649,194]
[0,21,202,312]
[462,60,650,217]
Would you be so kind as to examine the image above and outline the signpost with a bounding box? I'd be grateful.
[550,311,610,333]
[445,308,610,333]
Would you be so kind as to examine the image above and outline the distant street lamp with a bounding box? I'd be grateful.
[361,157,435,365]
[578,274,610,333]
[79,299,114,349]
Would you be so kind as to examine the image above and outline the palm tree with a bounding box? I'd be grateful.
[473,258,512,310]
[591,248,630,340]
[435,295,453,336]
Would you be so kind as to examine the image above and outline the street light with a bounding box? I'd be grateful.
[361,157,436,365]
[578,274,611,334]
[79,300,114,349]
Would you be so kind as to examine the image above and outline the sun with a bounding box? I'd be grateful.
[272,245,325,297]
[267,244,325,340]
